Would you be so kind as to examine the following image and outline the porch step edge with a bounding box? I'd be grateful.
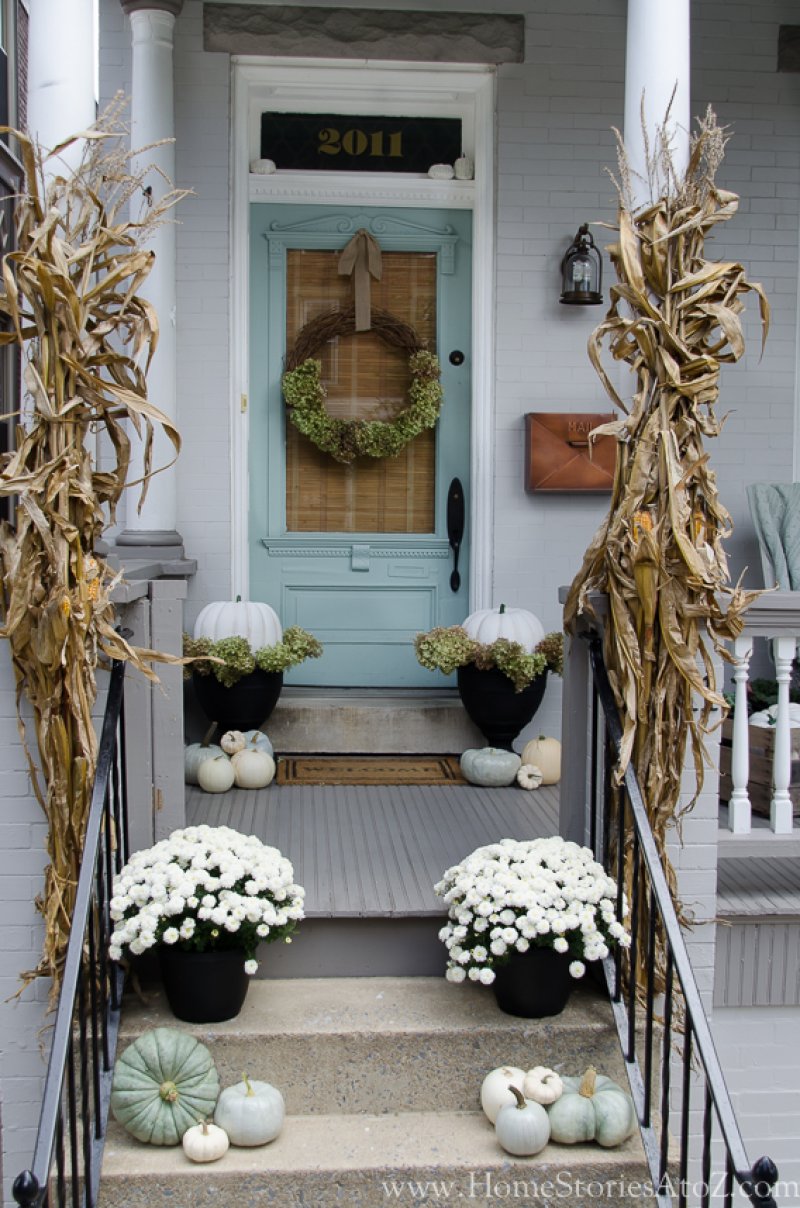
[115,978,631,1112]
[100,1113,653,1208]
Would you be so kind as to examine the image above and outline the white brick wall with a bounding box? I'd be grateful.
[713,1005,800,1191]
[0,639,50,1208]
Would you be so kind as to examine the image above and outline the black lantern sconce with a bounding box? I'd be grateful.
[560,223,603,305]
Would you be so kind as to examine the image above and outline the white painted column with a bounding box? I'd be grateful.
[27,0,96,165]
[624,0,690,209]
[117,0,183,555]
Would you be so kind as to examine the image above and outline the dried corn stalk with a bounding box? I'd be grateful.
[564,110,767,940]
[0,99,187,1001]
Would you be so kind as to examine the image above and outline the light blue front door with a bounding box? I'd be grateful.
[249,205,471,687]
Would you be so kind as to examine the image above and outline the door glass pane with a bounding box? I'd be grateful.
[285,248,436,533]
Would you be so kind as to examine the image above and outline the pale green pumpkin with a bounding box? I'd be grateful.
[546,1067,636,1148]
[214,1073,285,1146]
[460,747,521,787]
[111,1028,220,1145]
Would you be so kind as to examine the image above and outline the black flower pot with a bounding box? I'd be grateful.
[492,946,573,1018]
[457,665,547,751]
[158,946,250,1023]
[192,669,283,732]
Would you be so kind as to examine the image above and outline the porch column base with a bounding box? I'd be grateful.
[114,530,185,562]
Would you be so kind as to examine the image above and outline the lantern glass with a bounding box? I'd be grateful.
[560,224,603,305]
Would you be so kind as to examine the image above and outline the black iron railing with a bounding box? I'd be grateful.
[587,634,779,1208]
[13,656,129,1208]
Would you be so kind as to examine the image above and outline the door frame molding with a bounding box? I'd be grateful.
[230,59,496,612]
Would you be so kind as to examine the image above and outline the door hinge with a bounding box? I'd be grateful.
[153,787,164,813]
[241,393,248,414]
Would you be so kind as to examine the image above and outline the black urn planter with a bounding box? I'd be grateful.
[457,665,547,751]
[192,669,283,732]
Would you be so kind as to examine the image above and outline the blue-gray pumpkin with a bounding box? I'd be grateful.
[460,747,521,787]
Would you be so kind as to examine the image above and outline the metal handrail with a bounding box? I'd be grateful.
[587,633,779,1208]
[13,656,129,1208]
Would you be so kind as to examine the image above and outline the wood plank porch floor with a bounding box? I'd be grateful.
[185,782,800,921]
[185,782,560,918]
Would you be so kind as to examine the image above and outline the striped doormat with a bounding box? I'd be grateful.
[276,754,466,786]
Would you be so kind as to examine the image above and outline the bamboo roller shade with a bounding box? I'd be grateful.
[285,249,437,534]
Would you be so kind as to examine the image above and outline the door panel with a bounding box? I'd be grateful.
[249,205,471,687]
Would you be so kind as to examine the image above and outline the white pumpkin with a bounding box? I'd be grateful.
[193,599,282,648]
[462,604,545,654]
[232,749,275,789]
[182,1120,230,1163]
[523,1066,564,1105]
[495,1086,551,1156]
[197,755,235,793]
[516,763,543,790]
[520,736,561,785]
[214,1075,285,1147]
[221,730,247,755]
[480,1066,526,1124]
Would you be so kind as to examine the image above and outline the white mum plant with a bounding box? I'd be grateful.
[109,824,304,974]
[434,836,630,986]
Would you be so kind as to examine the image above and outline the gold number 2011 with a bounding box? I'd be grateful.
[318,127,403,158]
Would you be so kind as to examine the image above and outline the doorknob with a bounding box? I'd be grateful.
[447,478,465,593]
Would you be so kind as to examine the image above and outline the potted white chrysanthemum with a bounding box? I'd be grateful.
[109,824,304,1023]
[434,836,629,1018]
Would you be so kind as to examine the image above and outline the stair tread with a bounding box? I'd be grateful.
[118,975,616,1039]
[102,1112,648,1176]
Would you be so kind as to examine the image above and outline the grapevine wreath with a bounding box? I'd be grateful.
[281,305,443,464]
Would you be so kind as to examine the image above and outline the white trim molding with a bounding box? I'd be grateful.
[230,59,495,612]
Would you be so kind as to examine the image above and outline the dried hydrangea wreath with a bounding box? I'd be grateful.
[281,305,443,464]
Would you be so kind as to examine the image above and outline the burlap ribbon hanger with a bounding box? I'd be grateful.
[337,228,383,331]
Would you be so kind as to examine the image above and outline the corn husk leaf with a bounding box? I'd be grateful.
[0,96,190,1003]
[565,107,767,997]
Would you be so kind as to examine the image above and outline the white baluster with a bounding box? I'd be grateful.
[728,635,753,833]
[770,635,796,834]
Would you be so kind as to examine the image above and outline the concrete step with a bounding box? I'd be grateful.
[116,977,629,1115]
[99,1112,653,1208]
[261,687,484,754]
[105,978,652,1207]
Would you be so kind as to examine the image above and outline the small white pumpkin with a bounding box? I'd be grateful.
[232,749,276,789]
[523,1066,564,1105]
[221,730,247,755]
[495,1085,551,1156]
[480,1065,526,1124]
[462,604,545,654]
[197,755,235,794]
[214,1074,285,1147]
[182,1120,230,1163]
[516,763,543,790]
[520,736,561,785]
[193,599,282,648]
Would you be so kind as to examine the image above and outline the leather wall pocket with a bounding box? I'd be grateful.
[524,412,617,493]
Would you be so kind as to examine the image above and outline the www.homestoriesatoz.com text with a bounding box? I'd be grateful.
[380,1171,790,1202]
